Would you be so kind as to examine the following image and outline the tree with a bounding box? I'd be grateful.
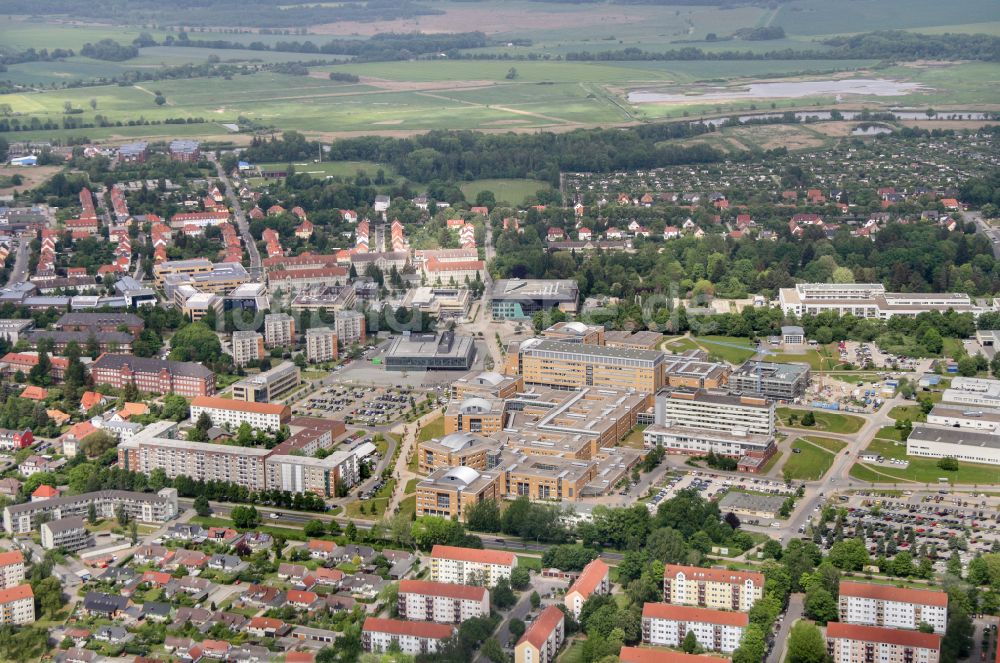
[304,520,326,537]
[87,502,97,524]
[680,630,700,654]
[733,624,768,663]
[801,410,816,426]
[941,607,974,663]
[80,430,117,458]
[510,566,531,591]
[465,499,502,533]
[169,322,222,363]
[481,637,506,663]
[506,67,518,80]
[231,505,260,530]
[937,457,959,471]
[508,618,525,641]
[154,94,166,106]
[787,621,827,663]
[193,494,211,517]
[32,576,63,617]
[646,527,688,564]
[530,591,541,609]
[162,394,190,421]
[492,577,516,610]
[804,585,838,623]
[828,538,870,571]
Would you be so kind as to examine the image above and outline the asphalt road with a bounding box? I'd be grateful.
[209,154,262,279]
[6,238,29,285]
[767,592,804,663]
[968,211,1000,258]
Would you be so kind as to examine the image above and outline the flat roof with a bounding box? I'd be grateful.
[718,490,787,513]
[908,423,1000,450]
[731,360,810,380]
[521,338,663,362]
[490,278,578,300]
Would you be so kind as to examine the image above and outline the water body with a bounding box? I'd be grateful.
[695,110,989,128]
[851,126,893,135]
[629,78,924,104]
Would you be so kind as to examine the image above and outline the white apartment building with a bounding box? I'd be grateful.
[662,564,764,612]
[305,326,338,363]
[335,310,366,344]
[189,396,290,432]
[264,451,359,498]
[779,282,995,320]
[430,545,516,586]
[362,617,453,655]
[565,559,610,619]
[641,603,747,653]
[0,551,25,589]
[397,579,489,623]
[231,331,264,367]
[839,582,948,634]
[516,605,565,663]
[264,313,295,348]
[827,623,941,663]
[119,422,270,492]
[0,584,34,625]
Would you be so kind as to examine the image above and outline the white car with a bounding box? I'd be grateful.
[268,513,280,520]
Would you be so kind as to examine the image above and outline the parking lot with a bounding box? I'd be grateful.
[646,470,796,514]
[813,491,1000,573]
[294,385,421,426]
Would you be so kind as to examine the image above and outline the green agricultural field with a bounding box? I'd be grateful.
[773,0,1000,36]
[783,436,844,480]
[777,407,865,434]
[459,179,551,206]
[853,439,1000,485]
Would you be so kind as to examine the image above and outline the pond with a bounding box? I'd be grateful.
[628,78,926,104]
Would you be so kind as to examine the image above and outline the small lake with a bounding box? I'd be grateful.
[629,78,925,104]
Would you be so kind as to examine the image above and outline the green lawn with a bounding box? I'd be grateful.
[783,438,839,480]
[346,478,397,520]
[888,404,927,422]
[516,555,543,571]
[760,450,783,475]
[769,344,842,371]
[621,425,648,450]
[853,438,1000,484]
[663,337,703,354]
[459,179,551,206]
[417,416,445,443]
[875,425,907,442]
[559,639,586,663]
[777,407,865,434]
[693,335,757,364]
[191,515,307,541]
[803,435,847,454]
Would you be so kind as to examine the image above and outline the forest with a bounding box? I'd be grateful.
[242,126,723,188]
[565,31,1000,61]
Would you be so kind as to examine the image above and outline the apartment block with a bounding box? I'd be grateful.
[335,310,366,345]
[90,354,215,397]
[119,422,270,492]
[397,580,489,623]
[305,326,338,363]
[0,584,34,625]
[264,451,359,497]
[662,564,764,612]
[41,516,89,551]
[565,559,610,619]
[839,582,948,634]
[3,488,178,534]
[641,603,747,653]
[826,623,941,663]
[190,396,291,432]
[231,331,265,368]
[516,605,565,663]
[415,466,500,520]
[516,339,665,392]
[264,313,295,348]
[0,551,25,589]
[231,362,300,403]
[430,545,516,586]
[362,617,454,655]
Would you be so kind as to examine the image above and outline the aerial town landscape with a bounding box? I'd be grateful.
[0,0,999,663]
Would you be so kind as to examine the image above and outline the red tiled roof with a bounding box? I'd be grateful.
[641,603,749,627]
[362,617,454,639]
[286,590,318,605]
[19,386,47,400]
[839,581,947,607]
[0,550,24,567]
[307,539,336,553]
[517,605,564,649]
[826,622,942,650]
[0,584,33,604]
[567,558,609,599]
[663,564,764,588]
[249,616,285,630]
[619,648,730,663]
[399,580,488,602]
[431,545,515,566]
[31,485,59,498]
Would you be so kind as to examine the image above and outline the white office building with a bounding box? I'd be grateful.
[906,424,1000,466]
[779,282,995,320]
[305,326,338,363]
